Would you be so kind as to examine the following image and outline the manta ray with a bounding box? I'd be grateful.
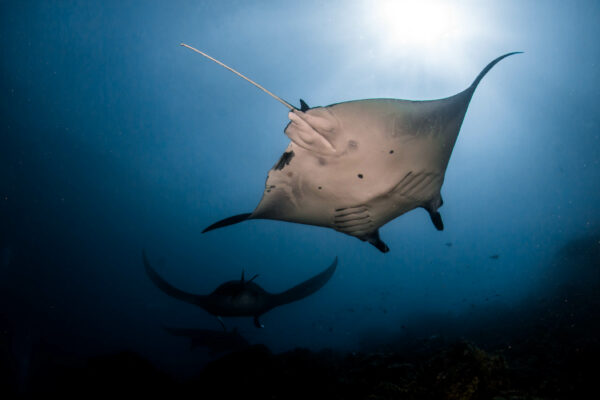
[181,44,520,252]
[143,251,337,328]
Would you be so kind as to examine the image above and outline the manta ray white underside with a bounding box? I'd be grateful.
[186,45,520,252]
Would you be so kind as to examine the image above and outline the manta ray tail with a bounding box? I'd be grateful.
[143,251,207,307]
[202,213,252,233]
[270,257,338,308]
[469,52,523,91]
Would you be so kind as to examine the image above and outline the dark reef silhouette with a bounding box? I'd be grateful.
[1,231,598,399]
[163,326,250,354]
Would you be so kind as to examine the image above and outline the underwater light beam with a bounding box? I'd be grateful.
[358,0,481,72]
[369,0,461,49]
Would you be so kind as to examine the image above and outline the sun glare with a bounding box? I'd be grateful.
[370,0,461,49]
[346,0,487,89]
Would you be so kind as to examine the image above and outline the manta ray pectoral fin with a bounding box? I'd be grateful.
[240,270,258,285]
[202,213,252,233]
[217,316,226,331]
[469,51,523,92]
[253,315,264,329]
[364,230,389,253]
[271,257,338,307]
[143,250,208,306]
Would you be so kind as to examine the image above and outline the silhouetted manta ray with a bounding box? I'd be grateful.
[143,251,337,328]
[181,44,521,253]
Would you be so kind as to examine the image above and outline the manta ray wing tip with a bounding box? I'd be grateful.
[470,51,523,91]
[202,213,252,233]
[329,256,339,269]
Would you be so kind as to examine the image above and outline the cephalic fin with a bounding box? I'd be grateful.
[285,109,337,155]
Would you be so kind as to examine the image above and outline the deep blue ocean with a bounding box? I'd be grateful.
[1,1,599,398]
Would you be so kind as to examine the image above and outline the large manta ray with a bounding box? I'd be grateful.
[143,251,337,328]
[182,44,520,252]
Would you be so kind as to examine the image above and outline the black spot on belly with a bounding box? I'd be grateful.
[318,186,322,190]
[358,174,363,179]
[274,151,294,171]
[348,140,358,150]
[318,157,327,166]
[389,150,394,154]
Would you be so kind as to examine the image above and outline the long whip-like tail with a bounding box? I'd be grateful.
[181,43,295,110]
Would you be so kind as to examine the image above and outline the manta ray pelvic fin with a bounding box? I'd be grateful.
[364,230,389,253]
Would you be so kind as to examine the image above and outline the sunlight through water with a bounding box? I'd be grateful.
[372,0,460,48]
[356,0,495,82]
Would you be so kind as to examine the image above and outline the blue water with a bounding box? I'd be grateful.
[1,0,599,380]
